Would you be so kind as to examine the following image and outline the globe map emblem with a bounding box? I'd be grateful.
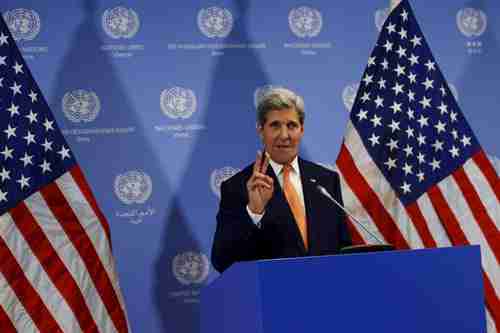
[3,8,41,41]
[288,6,323,38]
[342,83,360,112]
[62,89,100,123]
[374,8,390,32]
[197,6,233,38]
[457,8,487,38]
[160,87,197,119]
[102,6,140,39]
[211,167,241,198]
[114,171,153,205]
[172,251,210,285]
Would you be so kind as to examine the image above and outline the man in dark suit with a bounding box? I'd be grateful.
[211,88,351,273]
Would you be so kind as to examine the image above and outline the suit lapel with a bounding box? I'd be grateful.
[299,158,322,254]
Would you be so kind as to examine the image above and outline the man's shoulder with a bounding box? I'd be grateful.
[221,162,254,189]
[300,158,338,178]
[300,158,341,194]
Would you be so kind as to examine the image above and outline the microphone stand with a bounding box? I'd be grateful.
[314,184,394,254]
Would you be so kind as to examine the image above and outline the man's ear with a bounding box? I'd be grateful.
[256,123,263,138]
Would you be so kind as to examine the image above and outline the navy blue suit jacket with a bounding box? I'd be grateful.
[211,158,351,273]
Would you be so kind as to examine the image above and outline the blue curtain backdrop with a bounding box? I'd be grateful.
[1,1,498,332]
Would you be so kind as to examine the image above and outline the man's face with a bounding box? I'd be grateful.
[258,108,304,165]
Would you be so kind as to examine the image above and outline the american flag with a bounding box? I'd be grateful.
[0,15,129,332]
[335,1,499,332]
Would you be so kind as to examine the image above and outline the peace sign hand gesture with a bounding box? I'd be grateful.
[247,151,274,214]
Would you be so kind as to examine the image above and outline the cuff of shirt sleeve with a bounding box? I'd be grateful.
[246,205,264,228]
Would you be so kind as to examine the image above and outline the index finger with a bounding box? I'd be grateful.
[260,151,270,173]
[253,151,263,174]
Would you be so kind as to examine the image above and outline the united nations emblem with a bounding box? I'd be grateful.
[172,251,210,285]
[62,89,100,123]
[114,171,153,205]
[253,85,284,109]
[374,8,390,32]
[457,8,487,38]
[197,6,233,38]
[210,167,240,198]
[288,6,323,38]
[102,6,140,39]
[3,8,41,41]
[160,87,197,119]
[342,83,360,112]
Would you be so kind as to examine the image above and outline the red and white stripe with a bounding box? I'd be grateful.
[336,121,499,332]
[0,166,129,332]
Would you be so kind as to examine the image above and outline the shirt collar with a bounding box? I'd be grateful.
[268,155,300,176]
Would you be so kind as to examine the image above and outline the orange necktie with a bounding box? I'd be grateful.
[282,164,308,249]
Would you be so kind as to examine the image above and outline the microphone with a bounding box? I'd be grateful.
[311,179,393,252]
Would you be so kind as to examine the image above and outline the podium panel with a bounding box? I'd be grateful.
[201,246,485,333]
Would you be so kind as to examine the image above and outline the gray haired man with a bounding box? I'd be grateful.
[212,87,351,273]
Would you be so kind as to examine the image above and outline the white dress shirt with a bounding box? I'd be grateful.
[246,156,305,227]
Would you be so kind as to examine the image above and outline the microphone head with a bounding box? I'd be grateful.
[310,180,334,201]
[315,183,324,192]
[315,184,331,198]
